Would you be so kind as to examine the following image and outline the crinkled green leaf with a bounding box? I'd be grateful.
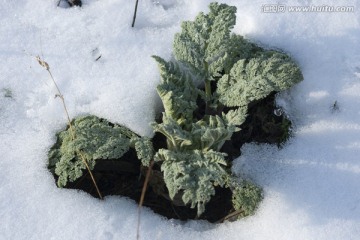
[155,149,227,216]
[131,136,154,167]
[49,115,135,187]
[222,34,258,74]
[191,115,235,152]
[153,114,235,153]
[217,51,304,107]
[152,115,193,151]
[153,56,198,126]
[173,2,237,79]
[222,106,248,127]
[232,180,263,218]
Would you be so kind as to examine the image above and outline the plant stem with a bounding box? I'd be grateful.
[204,79,212,113]
[216,209,244,223]
[77,151,103,199]
[36,56,103,200]
[131,0,139,28]
[203,58,212,113]
[136,160,154,240]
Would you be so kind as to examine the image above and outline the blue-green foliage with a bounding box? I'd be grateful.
[152,2,302,217]
[153,55,237,216]
[174,3,237,79]
[48,1,302,220]
[131,136,154,167]
[152,56,198,128]
[217,51,303,107]
[231,181,263,217]
[157,149,227,216]
[49,115,153,187]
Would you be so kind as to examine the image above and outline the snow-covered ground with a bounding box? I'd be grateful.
[1,0,359,239]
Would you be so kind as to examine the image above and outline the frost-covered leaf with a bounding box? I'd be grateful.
[155,149,227,216]
[131,136,154,167]
[222,107,248,127]
[217,51,303,107]
[153,114,235,153]
[223,34,258,73]
[152,115,193,150]
[231,180,263,218]
[153,56,198,126]
[192,115,235,152]
[49,115,135,187]
[173,2,238,79]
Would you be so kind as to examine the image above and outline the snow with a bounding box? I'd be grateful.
[1,0,360,239]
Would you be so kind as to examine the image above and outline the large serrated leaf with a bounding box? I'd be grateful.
[49,115,134,187]
[155,149,227,216]
[153,56,198,126]
[173,2,237,79]
[217,51,304,107]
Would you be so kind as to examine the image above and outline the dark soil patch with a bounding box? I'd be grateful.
[221,93,291,160]
[51,93,290,223]
[57,0,82,8]
[57,147,234,222]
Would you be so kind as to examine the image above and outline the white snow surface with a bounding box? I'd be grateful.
[1,0,360,239]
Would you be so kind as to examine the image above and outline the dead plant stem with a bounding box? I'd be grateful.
[131,0,139,27]
[216,209,245,223]
[36,56,103,200]
[136,160,154,240]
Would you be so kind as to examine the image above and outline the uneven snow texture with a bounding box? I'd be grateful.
[1,0,360,239]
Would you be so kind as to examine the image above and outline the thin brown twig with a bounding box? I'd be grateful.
[216,209,245,223]
[131,0,140,27]
[35,55,103,200]
[136,160,154,240]
[78,151,103,199]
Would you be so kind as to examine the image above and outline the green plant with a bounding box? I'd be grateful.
[231,181,263,217]
[48,1,303,222]
[48,115,153,187]
[151,2,303,217]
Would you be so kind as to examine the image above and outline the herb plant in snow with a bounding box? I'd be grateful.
[152,2,303,217]
[49,2,303,221]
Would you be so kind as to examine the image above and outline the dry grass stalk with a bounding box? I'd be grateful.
[35,56,103,200]
[216,209,245,223]
[136,160,154,240]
